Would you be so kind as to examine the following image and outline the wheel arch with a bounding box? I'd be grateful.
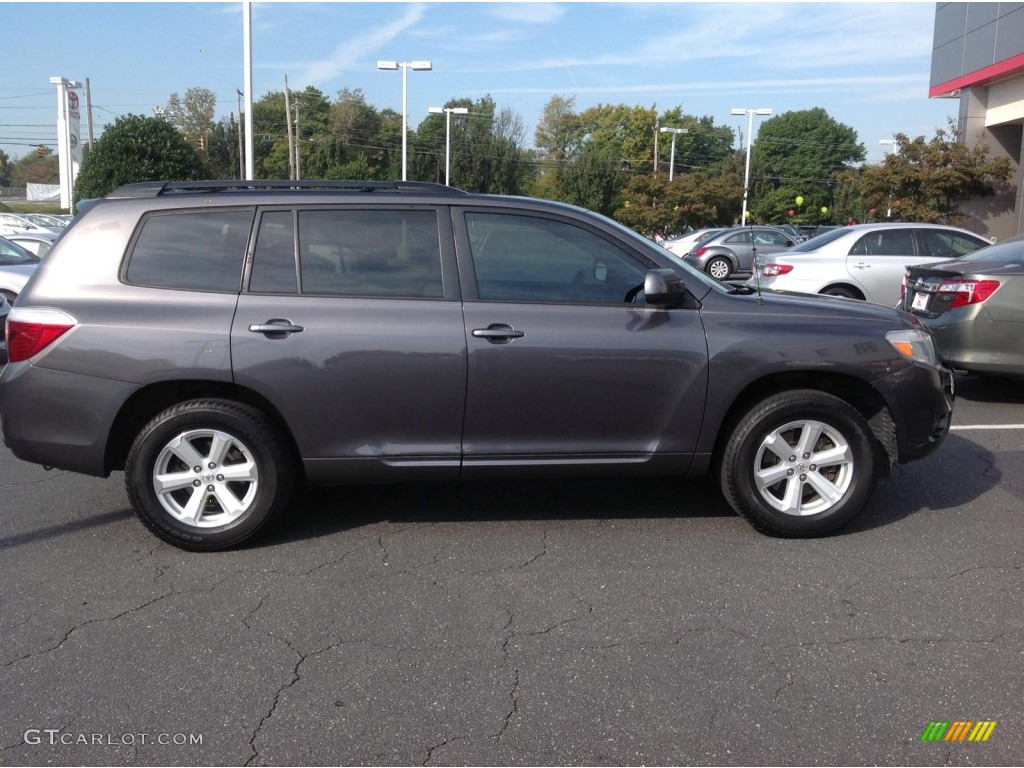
[819,283,865,300]
[104,380,303,479]
[708,371,896,476]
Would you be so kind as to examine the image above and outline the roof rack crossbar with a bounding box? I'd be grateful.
[106,180,466,198]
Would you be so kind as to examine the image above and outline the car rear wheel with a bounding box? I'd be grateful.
[125,399,294,551]
[720,390,878,537]
[706,257,732,280]
[1,290,16,304]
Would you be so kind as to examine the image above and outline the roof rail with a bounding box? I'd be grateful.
[106,180,466,198]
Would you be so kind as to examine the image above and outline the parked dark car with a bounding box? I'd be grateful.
[0,180,953,550]
[900,234,1024,376]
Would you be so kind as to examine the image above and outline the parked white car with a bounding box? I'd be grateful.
[0,212,62,236]
[750,223,991,306]
[0,236,41,303]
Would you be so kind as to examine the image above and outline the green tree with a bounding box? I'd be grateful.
[614,171,742,233]
[204,115,242,179]
[73,114,205,203]
[10,147,59,186]
[0,149,11,187]
[656,108,736,176]
[749,108,864,223]
[165,87,217,143]
[531,95,584,198]
[856,126,1013,224]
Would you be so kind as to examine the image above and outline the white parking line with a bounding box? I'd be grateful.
[951,424,1024,430]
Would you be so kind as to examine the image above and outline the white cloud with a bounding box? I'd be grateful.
[489,3,566,25]
[295,3,430,85]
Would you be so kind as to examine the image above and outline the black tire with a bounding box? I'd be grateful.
[125,399,294,551]
[821,286,860,299]
[720,390,878,537]
[705,257,732,281]
[1,289,16,304]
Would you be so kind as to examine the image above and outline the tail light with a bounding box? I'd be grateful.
[899,274,907,302]
[5,307,78,363]
[691,247,708,257]
[761,263,793,277]
[936,279,1000,309]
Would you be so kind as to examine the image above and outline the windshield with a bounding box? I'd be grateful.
[0,237,42,265]
[787,227,852,252]
[608,216,729,294]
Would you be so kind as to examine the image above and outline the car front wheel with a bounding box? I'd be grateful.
[720,390,878,537]
[125,399,295,550]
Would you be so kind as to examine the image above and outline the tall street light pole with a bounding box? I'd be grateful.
[428,106,468,185]
[658,126,688,182]
[378,60,432,181]
[731,107,772,226]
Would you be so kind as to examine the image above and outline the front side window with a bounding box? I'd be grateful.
[125,209,254,292]
[466,212,649,304]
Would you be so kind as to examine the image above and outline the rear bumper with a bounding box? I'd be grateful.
[0,362,138,477]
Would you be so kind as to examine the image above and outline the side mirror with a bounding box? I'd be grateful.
[644,268,687,307]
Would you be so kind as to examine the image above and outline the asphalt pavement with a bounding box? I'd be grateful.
[0,375,1021,766]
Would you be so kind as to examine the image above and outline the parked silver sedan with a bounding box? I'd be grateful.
[900,234,1024,376]
[684,226,797,280]
[0,236,41,304]
[752,223,990,305]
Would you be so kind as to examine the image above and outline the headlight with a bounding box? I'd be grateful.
[886,329,938,366]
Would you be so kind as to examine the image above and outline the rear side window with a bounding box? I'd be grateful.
[849,229,917,257]
[125,210,254,291]
[248,208,443,298]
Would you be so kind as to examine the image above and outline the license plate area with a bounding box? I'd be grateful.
[911,291,930,311]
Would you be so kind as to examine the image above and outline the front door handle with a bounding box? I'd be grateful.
[249,319,304,337]
[472,324,525,344]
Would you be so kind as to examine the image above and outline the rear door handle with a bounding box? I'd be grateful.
[472,324,525,344]
[249,319,304,337]
[851,262,871,270]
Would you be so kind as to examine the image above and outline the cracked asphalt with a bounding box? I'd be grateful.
[1,374,1021,766]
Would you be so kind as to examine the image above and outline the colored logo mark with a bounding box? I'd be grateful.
[921,720,997,742]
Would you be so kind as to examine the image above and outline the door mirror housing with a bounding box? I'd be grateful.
[644,269,687,307]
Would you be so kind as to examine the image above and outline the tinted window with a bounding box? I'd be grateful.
[854,229,917,256]
[466,212,649,304]
[919,229,988,258]
[959,234,1024,265]
[724,231,751,245]
[293,209,443,298]
[249,211,297,294]
[0,237,40,265]
[789,227,852,252]
[126,210,253,291]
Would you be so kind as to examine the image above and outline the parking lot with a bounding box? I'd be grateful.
[0,374,1021,766]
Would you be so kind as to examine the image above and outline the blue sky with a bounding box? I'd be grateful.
[1,2,955,165]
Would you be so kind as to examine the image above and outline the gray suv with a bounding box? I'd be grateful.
[0,181,954,550]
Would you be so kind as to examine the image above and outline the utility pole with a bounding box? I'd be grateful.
[653,121,659,175]
[84,78,95,150]
[283,75,295,180]
[236,89,244,179]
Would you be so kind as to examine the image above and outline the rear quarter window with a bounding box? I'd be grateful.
[125,209,254,292]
